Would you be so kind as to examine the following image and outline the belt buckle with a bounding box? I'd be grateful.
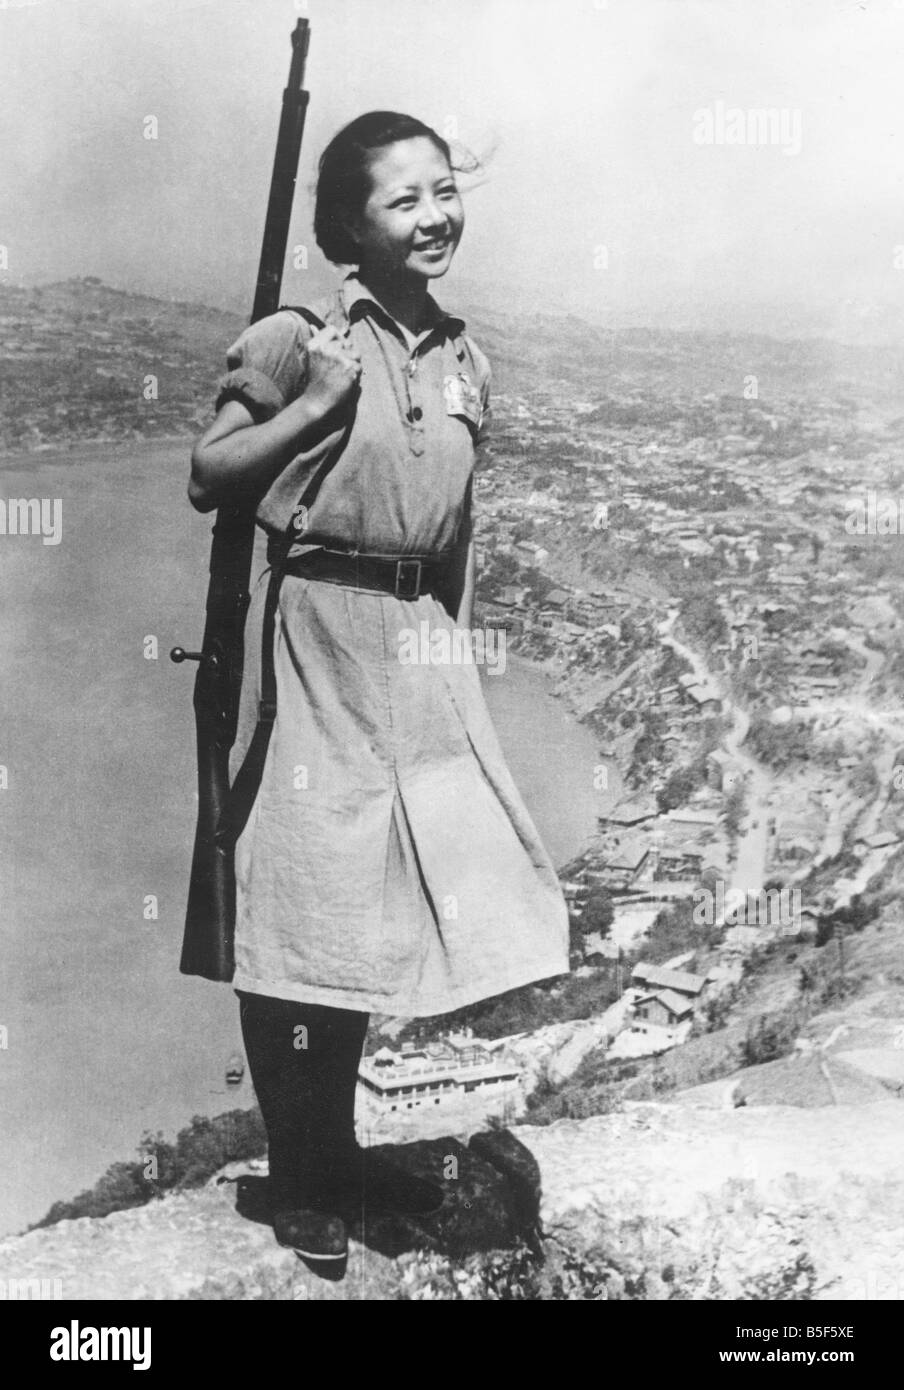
[395,558,422,599]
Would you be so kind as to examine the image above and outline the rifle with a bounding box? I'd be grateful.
[171,19,312,982]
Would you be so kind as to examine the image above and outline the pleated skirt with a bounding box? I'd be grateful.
[230,568,569,1017]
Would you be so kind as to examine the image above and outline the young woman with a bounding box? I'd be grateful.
[189,112,568,1265]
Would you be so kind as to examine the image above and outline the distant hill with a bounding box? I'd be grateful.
[0,279,245,450]
[0,277,900,452]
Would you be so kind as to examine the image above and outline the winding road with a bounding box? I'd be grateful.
[660,619,771,901]
[661,618,899,918]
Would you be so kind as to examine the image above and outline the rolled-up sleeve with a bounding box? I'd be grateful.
[468,340,492,451]
[477,367,492,450]
[215,310,310,421]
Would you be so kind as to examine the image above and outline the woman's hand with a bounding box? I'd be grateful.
[188,326,361,512]
[303,325,362,416]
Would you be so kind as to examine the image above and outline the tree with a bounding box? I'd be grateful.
[700,863,722,898]
[493,551,519,586]
[682,593,728,651]
[850,761,879,802]
[582,887,615,936]
[619,615,639,647]
[657,765,697,813]
[632,730,665,771]
[569,915,586,962]
[723,781,748,841]
[741,1009,801,1067]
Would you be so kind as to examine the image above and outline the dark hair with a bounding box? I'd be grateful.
[314,111,454,266]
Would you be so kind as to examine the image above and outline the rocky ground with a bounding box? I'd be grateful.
[3,1095,903,1301]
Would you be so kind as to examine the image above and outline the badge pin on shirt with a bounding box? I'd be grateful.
[443,372,481,424]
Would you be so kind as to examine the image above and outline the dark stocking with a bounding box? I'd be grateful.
[237,991,369,1212]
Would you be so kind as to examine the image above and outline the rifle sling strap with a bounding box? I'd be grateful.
[213,549,285,854]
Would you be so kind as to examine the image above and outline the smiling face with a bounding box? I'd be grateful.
[352,136,464,283]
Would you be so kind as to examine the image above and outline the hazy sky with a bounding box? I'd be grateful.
[3,0,904,340]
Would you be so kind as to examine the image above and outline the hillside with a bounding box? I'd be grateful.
[0,280,244,449]
[2,277,901,451]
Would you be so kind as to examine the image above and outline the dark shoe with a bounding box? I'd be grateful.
[336,1152,446,1217]
[272,1207,348,1262]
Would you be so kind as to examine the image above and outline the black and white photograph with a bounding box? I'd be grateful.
[1,0,903,1337]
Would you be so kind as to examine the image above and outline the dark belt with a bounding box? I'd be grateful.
[282,547,449,600]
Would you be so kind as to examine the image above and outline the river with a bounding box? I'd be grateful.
[0,438,617,1236]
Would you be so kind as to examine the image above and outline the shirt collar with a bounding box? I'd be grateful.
[341,273,466,338]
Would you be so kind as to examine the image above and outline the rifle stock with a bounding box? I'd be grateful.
[174,19,312,982]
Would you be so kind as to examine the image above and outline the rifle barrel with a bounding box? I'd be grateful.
[251,18,311,325]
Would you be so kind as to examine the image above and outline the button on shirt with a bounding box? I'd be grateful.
[216,274,492,558]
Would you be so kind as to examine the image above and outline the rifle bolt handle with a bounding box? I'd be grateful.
[170,646,204,664]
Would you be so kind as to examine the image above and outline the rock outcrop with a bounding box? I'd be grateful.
[3,1101,903,1300]
[516,1099,904,1300]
